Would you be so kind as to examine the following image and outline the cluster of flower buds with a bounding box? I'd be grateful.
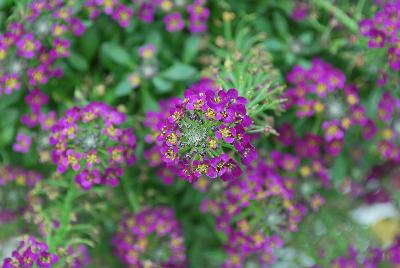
[1,236,58,268]
[376,91,400,161]
[84,0,209,33]
[360,1,400,71]
[156,84,256,182]
[113,207,186,267]
[13,90,57,162]
[0,1,85,96]
[49,102,136,190]
[285,59,375,150]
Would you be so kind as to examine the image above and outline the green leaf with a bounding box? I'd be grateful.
[0,126,15,147]
[331,154,348,184]
[183,35,201,63]
[0,91,22,111]
[67,52,89,72]
[115,80,133,97]
[264,38,285,52]
[153,76,173,93]
[273,11,289,37]
[79,26,100,61]
[0,109,18,128]
[162,62,198,81]
[101,42,134,68]
[140,86,158,113]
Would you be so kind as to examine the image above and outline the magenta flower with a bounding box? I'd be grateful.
[16,34,40,58]
[2,73,21,94]
[28,65,48,85]
[322,120,344,142]
[13,133,32,153]
[164,12,185,32]
[112,4,133,27]
[75,169,101,191]
[138,3,155,23]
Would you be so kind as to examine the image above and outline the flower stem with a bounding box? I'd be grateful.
[121,174,139,213]
[312,0,359,33]
[49,175,77,252]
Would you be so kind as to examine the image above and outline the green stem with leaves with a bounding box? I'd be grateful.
[312,0,359,33]
[121,173,140,213]
[49,175,77,252]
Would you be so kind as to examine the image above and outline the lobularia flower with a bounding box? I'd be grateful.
[113,207,186,267]
[0,2,86,96]
[360,1,400,71]
[156,84,256,182]
[1,236,58,268]
[376,91,400,161]
[285,59,373,150]
[49,102,136,190]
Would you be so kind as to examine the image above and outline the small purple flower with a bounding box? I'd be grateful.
[138,43,156,59]
[2,73,20,94]
[322,120,344,142]
[28,65,48,86]
[112,4,133,28]
[164,12,184,32]
[138,3,155,23]
[13,133,32,153]
[16,34,40,58]
[75,169,101,190]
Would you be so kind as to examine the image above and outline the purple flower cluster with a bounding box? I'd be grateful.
[144,96,181,184]
[0,166,42,187]
[0,1,85,96]
[376,91,400,161]
[0,166,42,224]
[49,102,136,190]
[85,0,209,33]
[156,82,256,182]
[285,59,375,151]
[360,1,400,70]
[322,239,400,268]
[112,207,186,267]
[200,159,309,267]
[1,236,58,268]
[13,90,58,160]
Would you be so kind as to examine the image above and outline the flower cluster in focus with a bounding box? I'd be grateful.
[157,84,256,182]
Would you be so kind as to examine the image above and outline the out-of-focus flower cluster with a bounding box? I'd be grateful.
[285,58,375,155]
[376,91,400,162]
[0,166,42,224]
[112,207,186,267]
[360,1,400,71]
[200,158,310,267]
[13,90,57,162]
[1,236,58,268]
[156,83,256,182]
[0,1,85,96]
[85,0,209,32]
[49,102,136,190]
[323,239,400,267]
